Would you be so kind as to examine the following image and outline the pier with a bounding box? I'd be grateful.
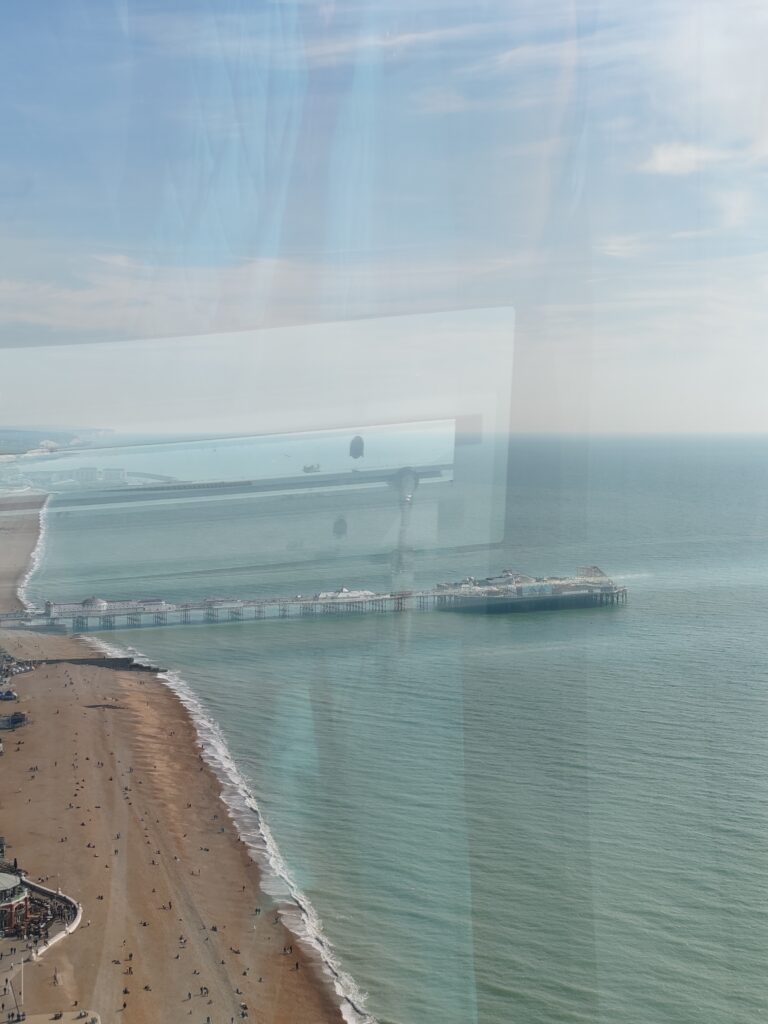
[0,569,627,633]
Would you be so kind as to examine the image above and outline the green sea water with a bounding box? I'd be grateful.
[27,436,768,1023]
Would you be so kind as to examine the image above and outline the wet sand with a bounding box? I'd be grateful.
[0,495,343,1023]
[0,492,47,612]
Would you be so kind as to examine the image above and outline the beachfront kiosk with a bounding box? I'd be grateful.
[0,872,29,937]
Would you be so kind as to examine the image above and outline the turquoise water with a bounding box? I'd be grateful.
[27,436,768,1023]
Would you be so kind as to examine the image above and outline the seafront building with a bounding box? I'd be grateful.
[0,856,79,944]
[0,872,29,937]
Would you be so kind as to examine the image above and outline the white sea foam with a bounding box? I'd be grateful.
[80,632,376,1024]
[17,494,50,611]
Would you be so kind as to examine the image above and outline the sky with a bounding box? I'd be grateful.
[1,0,767,434]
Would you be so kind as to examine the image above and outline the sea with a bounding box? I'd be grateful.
[19,434,768,1024]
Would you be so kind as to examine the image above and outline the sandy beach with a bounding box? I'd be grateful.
[0,495,343,1023]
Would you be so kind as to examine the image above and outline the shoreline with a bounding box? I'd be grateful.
[16,491,50,611]
[84,632,374,1023]
[0,491,49,612]
[0,494,347,1024]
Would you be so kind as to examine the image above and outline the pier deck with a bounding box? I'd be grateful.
[0,571,627,633]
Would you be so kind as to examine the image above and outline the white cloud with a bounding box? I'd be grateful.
[132,11,499,69]
[459,16,659,82]
[711,189,752,230]
[598,235,650,259]
[638,143,733,176]
[0,251,525,345]
[413,86,549,116]
[653,2,768,154]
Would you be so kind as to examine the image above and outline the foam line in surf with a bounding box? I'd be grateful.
[18,495,51,611]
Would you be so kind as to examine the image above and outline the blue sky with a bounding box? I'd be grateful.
[1,0,767,433]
